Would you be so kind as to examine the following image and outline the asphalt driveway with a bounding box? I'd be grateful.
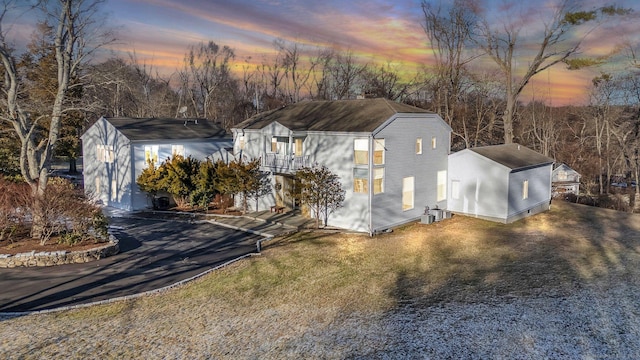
[0,218,262,313]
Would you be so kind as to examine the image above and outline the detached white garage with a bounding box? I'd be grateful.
[447,144,554,223]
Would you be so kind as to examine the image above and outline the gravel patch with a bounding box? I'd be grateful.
[1,282,639,359]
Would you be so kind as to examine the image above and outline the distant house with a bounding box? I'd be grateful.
[232,98,452,234]
[81,117,232,211]
[552,163,581,197]
[447,144,554,224]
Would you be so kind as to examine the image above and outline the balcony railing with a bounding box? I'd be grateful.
[263,153,310,172]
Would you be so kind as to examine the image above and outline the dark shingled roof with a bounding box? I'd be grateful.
[235,98,433,132]
[470,144,554,170]
[105,117,227,141]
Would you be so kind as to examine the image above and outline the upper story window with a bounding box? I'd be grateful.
[374,139,385,165]
[354,138,368,165]
[294,138,303,156]
[96,144,114,163]
[431,136,437,150]
[271,137,288,154]
[238,136,245,150]
[557,171,567,181]
[523,179,529,200]
[416,138,422,154]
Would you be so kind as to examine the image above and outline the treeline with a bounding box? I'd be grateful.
[1,0,639,211]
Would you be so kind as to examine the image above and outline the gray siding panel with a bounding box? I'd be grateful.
[81,117,133,210]
[308,132,370,232]
[507,165,552,219]
[448,150,509,220]
[371,117,449,231]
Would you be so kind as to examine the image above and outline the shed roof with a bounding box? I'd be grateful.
[470,144,554,170]
[104,117,228,141]
[234,98,434,132]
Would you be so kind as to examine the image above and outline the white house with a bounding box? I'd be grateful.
[447,144,554,223]
[552,163,581,196]
[232,98,452,234]
[81,117,232,211]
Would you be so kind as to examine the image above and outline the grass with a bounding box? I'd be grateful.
[3,200,640,358]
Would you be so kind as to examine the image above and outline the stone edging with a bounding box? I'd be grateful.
[0,235,119,268]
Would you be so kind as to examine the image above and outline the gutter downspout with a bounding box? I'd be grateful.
[368,134,374,236]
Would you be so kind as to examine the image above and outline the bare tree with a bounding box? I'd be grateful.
[0,0,113,238]
[474,1,630,144]
[178,41,235,120]
[308,47,334,100]
[360,61,411,101]
[274,39,316,103]
[328,49,367,100]
[421,0,478,127]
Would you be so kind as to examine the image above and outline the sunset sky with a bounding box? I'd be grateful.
[8,0,640,106]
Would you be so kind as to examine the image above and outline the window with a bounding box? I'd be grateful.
[402,176,414,211]
[294,138,303,156]
[111,176,117,201]
[437,170,447,202]
[238,136,245,150]
[96,144,114,163]
[431,136,437,149]
[144,145,158,166]
[373,168,384,194]
[416,138,422,154]
[557,171,567,181]
[354,138,368,165]
[523,180,529,200]
[451,180,460,200]
[353,168,368,193]
[172,145,184,157]
[374,139,385,165]
[271,137,288,154]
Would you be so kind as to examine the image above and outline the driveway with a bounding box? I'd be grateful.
[0,218,262,313]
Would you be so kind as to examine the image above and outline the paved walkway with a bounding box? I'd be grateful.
[0,209,314,314]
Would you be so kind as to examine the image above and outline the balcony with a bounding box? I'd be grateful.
[263,153,310,173]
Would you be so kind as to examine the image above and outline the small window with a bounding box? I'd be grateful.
[111,176,117,201]
[373,139,385,165]
[451,180,460,200]
[416,138,422,154]
[558,171,567,181]
[238,136,245,150]
[271,137,277,153]
[402,176,414,211]
[354,138,368,165]
[144,145,159,166]
[172,145,184,157]
[96,144,114,163]
[431,136,437,149]
[294,138,303,156]
[373,168,384,194]
[437,170,447,202]
[523,179,529,200]
[353,168,368,193]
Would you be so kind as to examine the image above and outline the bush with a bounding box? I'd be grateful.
[0,176,31,243]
